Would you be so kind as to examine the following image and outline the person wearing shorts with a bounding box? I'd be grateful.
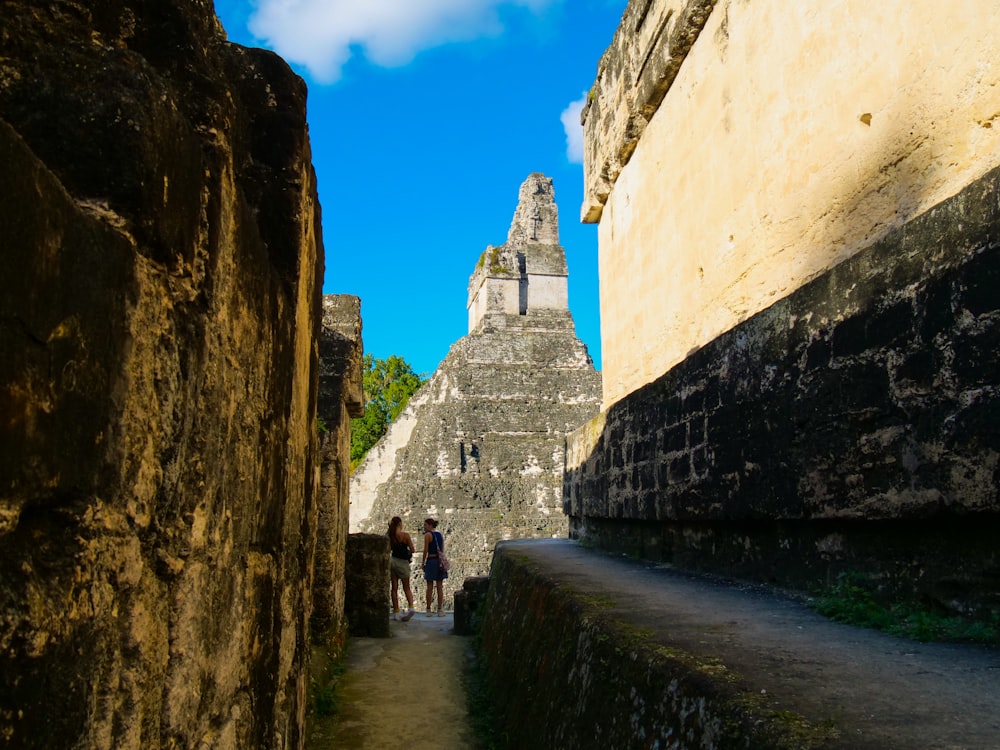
[387,516,416,621]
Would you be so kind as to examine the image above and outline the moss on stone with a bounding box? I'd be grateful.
[480,546,854,749]
[487,245,505,274]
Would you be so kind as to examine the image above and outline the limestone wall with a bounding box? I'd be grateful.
[468,275,520,331]
[0,2,327,748]
[353,319,601,606]
[344,534,391,638]
[313,296,364,642]
[584,0,1000,407]
[525,272,569,312]
[479,542,819,748]
[565,166,1000,618]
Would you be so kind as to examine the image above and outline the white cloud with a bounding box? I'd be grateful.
[248,0,555,84]
[560,92,588,164]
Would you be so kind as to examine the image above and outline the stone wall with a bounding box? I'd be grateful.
[479,542,817,749]
[468,173,569,331]
[344,534,391,638]
[583,0,1000,407]
[568,0,1000,621]
[0,3,327,748]
[565,166,1000,618]
[312,296,364,642]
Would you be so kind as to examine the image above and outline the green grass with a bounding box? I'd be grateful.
[812,572,1000,645]
[308,640,348,720]
[311,679,338,717]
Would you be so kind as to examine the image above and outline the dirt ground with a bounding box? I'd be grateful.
[307,613,483,750]
[307,539,1000,749]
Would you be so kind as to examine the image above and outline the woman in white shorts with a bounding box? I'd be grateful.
[387,516,416,621]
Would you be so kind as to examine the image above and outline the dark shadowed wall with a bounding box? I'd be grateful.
[0,2,330,747]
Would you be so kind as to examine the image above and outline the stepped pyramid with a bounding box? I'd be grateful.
[350,173,601,598]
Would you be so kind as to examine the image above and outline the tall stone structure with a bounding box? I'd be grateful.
[351,174,601,603]
[0,2,352,748]
[583,0,1000,409]
[566,0,1000,619]
[313,296,364,641]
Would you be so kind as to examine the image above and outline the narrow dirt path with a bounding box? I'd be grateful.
[307,613,483,750]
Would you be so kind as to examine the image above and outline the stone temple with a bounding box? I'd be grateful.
[350,173,601,601]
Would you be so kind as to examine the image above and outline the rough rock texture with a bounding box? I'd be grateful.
[344,534,390,638]
[0,2,327,748]
[453,576,490,637]
[312,296,364,642]
[351,175,601,606]
[481,542,819,750]
[566,166,1000,619]
[580,0,716,223]
[479,540,1000,750]
[479,543,808,750]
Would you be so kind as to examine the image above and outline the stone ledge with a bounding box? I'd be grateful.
[478,539,1000,749]
[581,0,718,223]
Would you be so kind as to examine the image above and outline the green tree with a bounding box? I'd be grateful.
[350,354,424,470]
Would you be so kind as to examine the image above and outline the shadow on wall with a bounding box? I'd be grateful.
[586,0,1000,409]
[565,162,1000,622]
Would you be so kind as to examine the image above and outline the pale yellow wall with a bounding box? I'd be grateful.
[597,0,1000,407]
[468,276,519,332]
[527,273,568,311]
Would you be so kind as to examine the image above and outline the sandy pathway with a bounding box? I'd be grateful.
[307,613,482,750]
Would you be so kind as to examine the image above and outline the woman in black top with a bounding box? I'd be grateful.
[387,516,416,621]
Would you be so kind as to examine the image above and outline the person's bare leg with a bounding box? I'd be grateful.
[402,578,414,609]
[399,577,415,621]
[391,573,400,618]
[425,579,433,615]
[436,580,445,615]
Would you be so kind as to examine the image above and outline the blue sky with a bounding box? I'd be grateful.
[214,0,626,377]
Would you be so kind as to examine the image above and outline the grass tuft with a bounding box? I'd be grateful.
[813,572,1000,645]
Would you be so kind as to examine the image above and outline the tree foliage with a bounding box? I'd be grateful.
[350,354,424,470]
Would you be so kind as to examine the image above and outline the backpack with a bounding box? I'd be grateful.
[434,531,451,573]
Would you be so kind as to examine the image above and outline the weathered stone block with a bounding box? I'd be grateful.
[453,576,490,637]
[0,2,327,747]
[313,296,363,643]
[586,0,1000,407]
[345,534,391,638]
